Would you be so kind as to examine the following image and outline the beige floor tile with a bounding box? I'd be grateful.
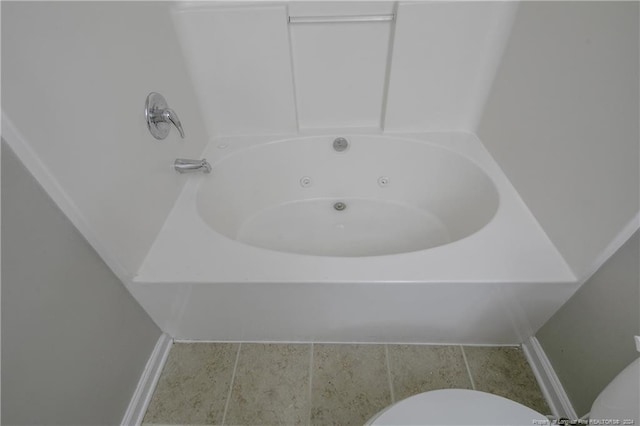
[463,346,551,414]
[224,343,311,426]
[143,343,238,425]
[311,344,391,426]
[388,345,472,401]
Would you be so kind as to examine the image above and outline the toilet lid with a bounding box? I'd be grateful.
[368,389,548,425]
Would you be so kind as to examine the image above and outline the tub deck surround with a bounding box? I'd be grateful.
[135,132,574,284]
[129,132,577,343]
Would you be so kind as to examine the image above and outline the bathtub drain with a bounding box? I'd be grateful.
[333,202,347,211]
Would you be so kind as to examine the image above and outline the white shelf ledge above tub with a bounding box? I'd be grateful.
[288,14,395,24]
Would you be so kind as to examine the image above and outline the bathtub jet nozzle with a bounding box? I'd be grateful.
[334,202,347,211]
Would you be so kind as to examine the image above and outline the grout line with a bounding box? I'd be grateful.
[384,344,396,403]
[460,346,476,390]
[307,343,314,425]
[221,342,242,426]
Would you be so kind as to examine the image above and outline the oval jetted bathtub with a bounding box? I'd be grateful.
[134,133,575,343]
[196,136,499,257]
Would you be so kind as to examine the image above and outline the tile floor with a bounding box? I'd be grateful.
[143,343,550,426]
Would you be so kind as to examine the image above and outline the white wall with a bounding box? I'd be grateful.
[384,1,517,132]
[172,3,298,137]
[2,2,210,276]
[171,1,516,136]
[478,1,639,278]
[289,2,395,130]
[2,142,161,425]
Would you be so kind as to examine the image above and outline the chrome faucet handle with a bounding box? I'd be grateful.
[145,92,185,140]
[161,108,185,138]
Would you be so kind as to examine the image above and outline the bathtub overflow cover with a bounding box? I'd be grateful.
[333,137,349,152]
[334,202,347,211]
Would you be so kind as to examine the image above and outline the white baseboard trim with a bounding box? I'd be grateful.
[522,336,577,420]
[122,333,173,426]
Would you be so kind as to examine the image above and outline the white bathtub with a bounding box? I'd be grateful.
[198,135,499,257]
[132,132,577,344]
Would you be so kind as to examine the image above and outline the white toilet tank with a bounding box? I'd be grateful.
[590,358,640,423]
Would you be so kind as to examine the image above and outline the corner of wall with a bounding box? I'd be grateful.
[121,334,173,426]
[1,113,131,283]
[535,229,639,416]
[521,336,577,420]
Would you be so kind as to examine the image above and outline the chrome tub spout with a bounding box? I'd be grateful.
[174,158,212,174]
